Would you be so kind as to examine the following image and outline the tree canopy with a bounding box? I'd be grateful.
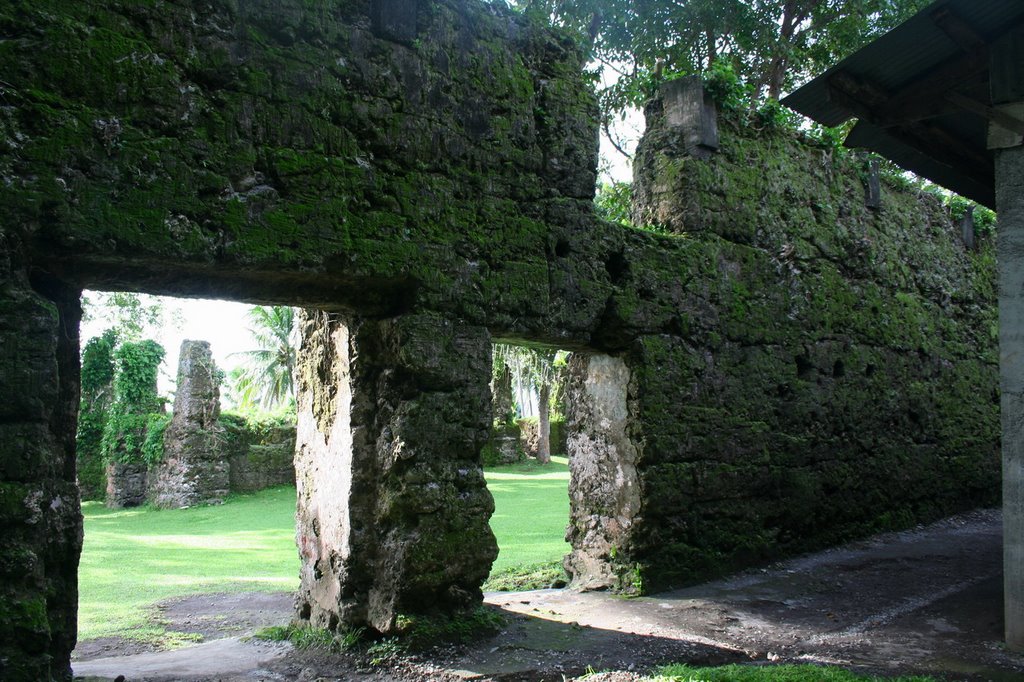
[508,0,930,119]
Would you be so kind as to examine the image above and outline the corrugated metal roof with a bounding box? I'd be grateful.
[782,0,1024,207]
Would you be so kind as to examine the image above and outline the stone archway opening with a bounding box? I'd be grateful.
[73,291,302,652]
[483,342,642,595]
[482,342,574,590]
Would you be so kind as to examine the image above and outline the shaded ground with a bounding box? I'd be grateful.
[74,509,1024,681]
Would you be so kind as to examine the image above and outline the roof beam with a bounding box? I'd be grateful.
[931,7,986,54]
[946,91,1024,137]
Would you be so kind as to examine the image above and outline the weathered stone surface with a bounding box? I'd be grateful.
[295,311,496,633]
[0,235,82,682]
[225,421,296,493]
[150,341,229,508]
[517,417,567,458]
[618,88,1000,590]
[564,354,640,591]
[104,462,148,508]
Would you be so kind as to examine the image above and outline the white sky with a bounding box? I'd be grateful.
[81,293,256,399]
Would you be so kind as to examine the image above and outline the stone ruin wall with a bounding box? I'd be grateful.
[0,0,999,678]
[612,81,1000,590]
[149,340,229,508]
[94,339,296,508]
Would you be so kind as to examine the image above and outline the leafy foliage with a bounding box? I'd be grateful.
[595,180,633,227]
[100,340,166,465]
[230,306,298,410]
[947,193,998,237]
[80,329,118,394]
[81,291,180,342]
[510,0,930,109]
[492,344,562,411]
[140,413,172,465]
[77,330,119,498]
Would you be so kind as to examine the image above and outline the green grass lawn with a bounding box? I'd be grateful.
[78,486,299,642]
[78,457,572,643]
[485,454,571,574]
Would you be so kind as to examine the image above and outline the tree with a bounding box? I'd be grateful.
[81,291,181,341]
[231,306,298,411]
[494,344,561,464]
[508,0,929,114]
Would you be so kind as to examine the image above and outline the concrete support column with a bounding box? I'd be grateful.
[564,353,641,592]
[0,236,83,681]
[994,24,1024,652]
[999,145,1024,650]
[294,311,497,634]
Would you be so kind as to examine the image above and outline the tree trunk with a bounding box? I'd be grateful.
[537,382,551,464]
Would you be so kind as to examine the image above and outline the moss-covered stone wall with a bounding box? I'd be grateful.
[0,236,82,682]
[613,91,1000,591]
[0,0,999,677]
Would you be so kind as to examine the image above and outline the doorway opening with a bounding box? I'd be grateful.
[481,342,574,591]
[74,290,300,657]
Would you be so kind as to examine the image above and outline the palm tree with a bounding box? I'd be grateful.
[231,306,298,410]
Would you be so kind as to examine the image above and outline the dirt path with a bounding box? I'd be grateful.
[73,509,1024,681]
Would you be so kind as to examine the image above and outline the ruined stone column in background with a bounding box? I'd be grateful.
[0,236,83,681]
[564,353,641,592]
[150,340,229,508]
[294,311,497,633]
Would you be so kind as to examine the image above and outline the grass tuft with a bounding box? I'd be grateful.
[252,623,366,652]
[483,560,568,591]
[649,663,939,682]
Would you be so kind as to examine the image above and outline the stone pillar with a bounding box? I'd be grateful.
[294,311,496,633]
[993,25,1024,652]
[0,236,83,681]
[150,340,228,508]
[564,353,641,592]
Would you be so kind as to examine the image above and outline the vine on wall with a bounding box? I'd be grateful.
[77,329,117,499]
[100,339,167,466]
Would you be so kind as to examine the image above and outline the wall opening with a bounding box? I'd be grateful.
[74,290,301,656]
[481,343,639,594]
[482,342,573,591]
